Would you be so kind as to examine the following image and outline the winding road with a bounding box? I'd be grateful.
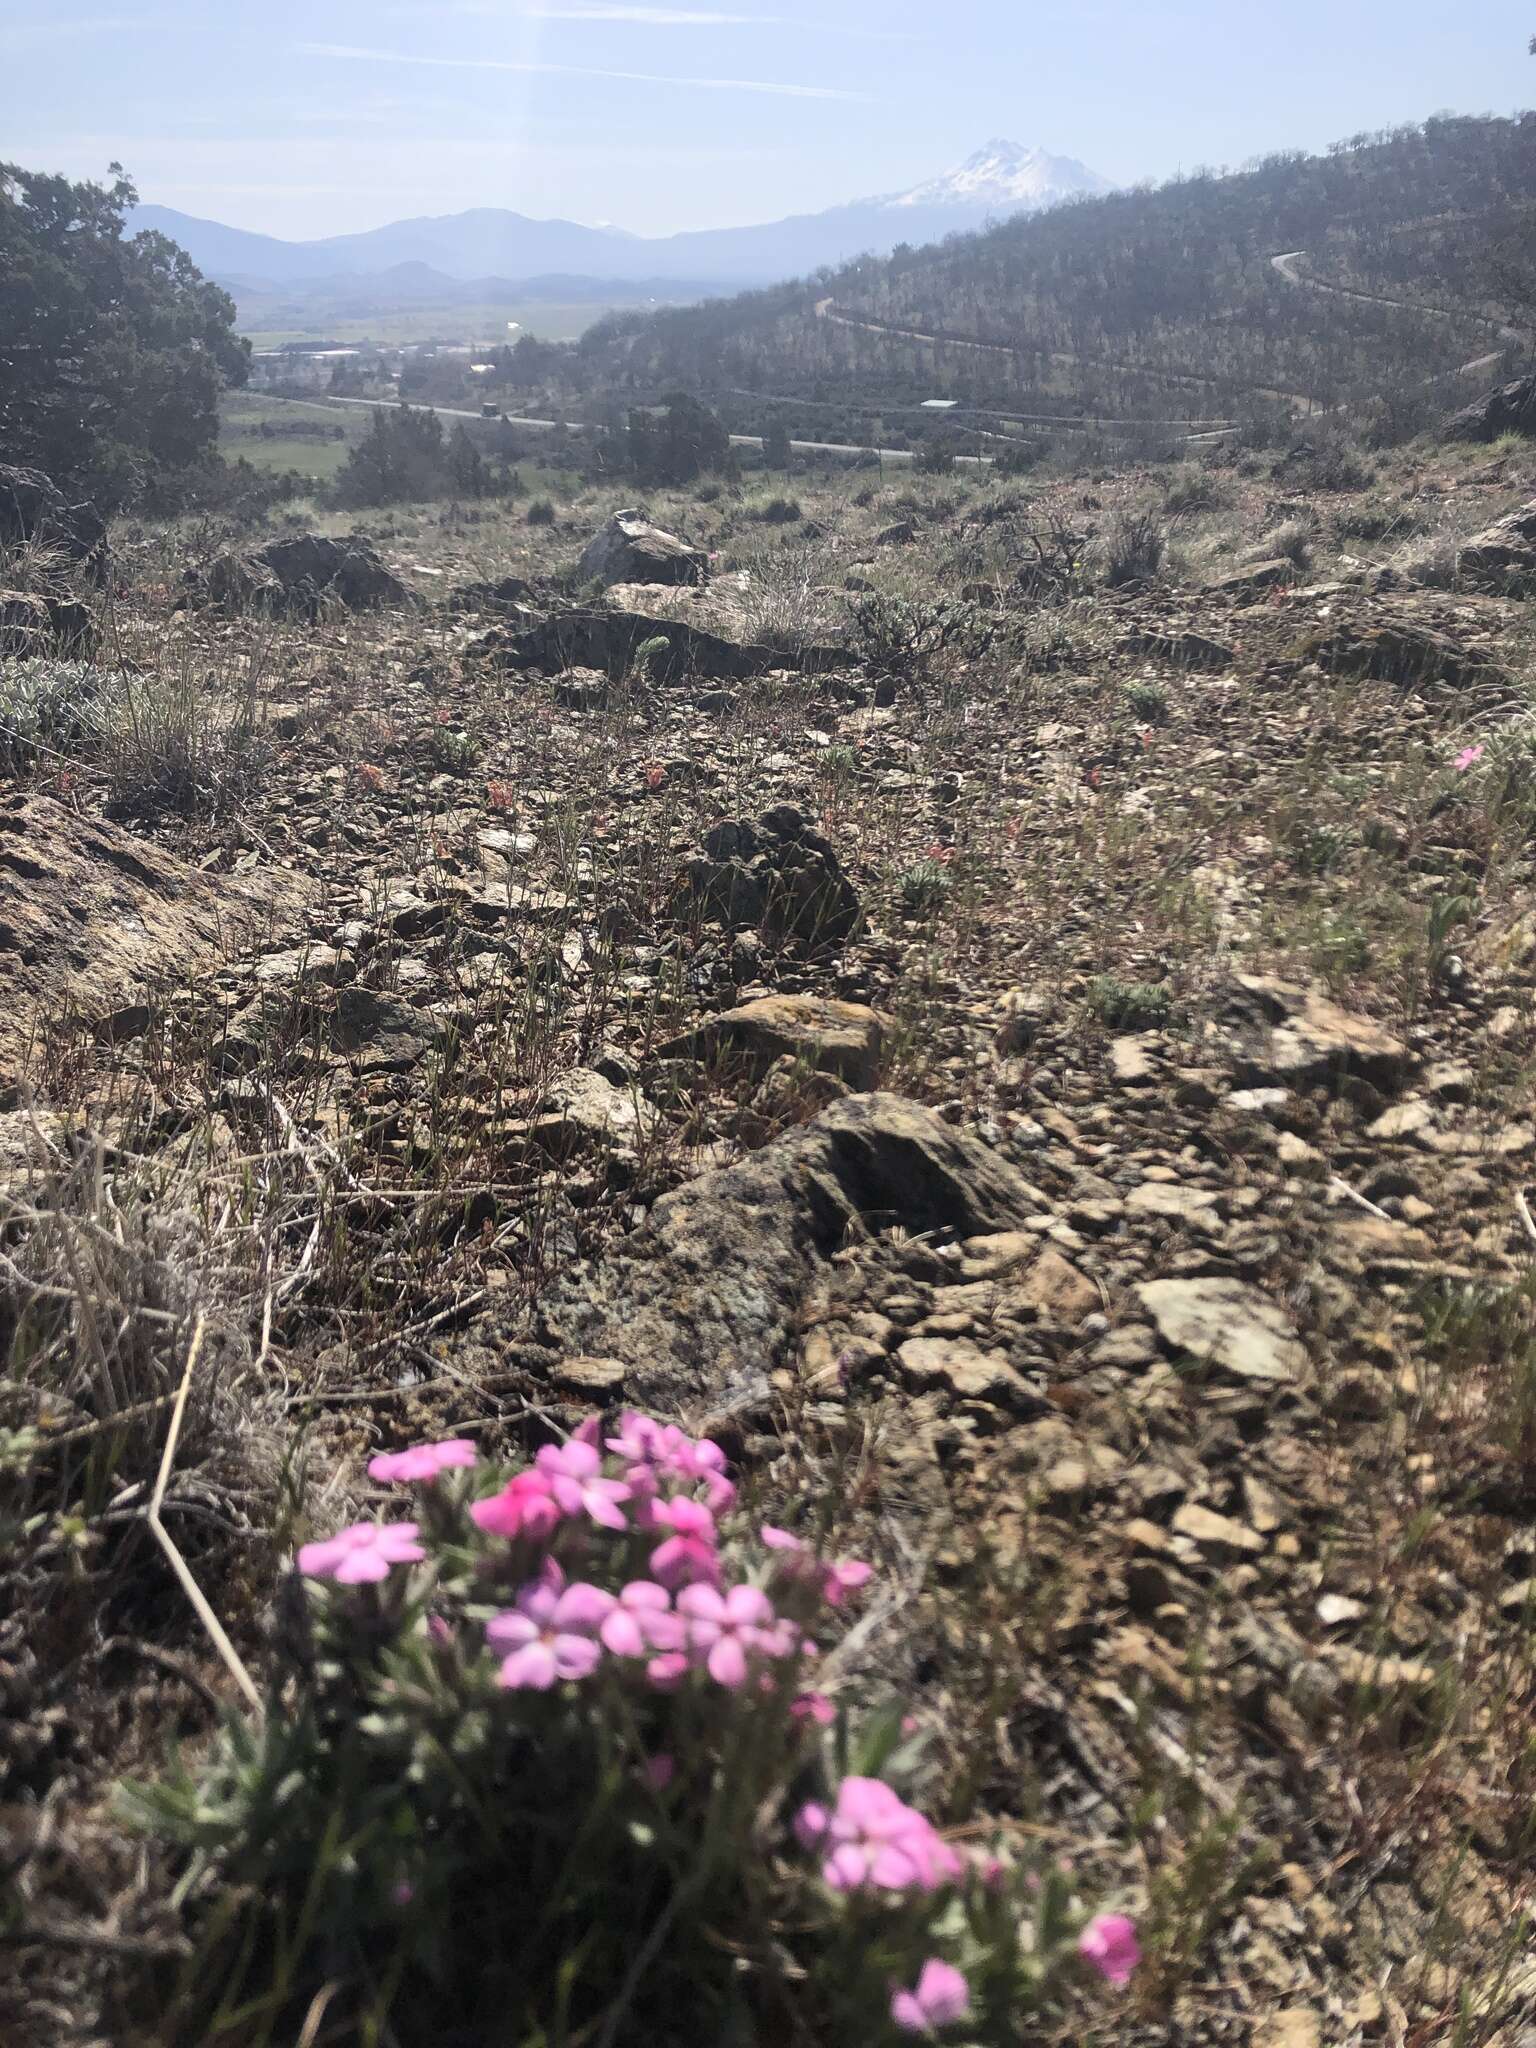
[301,390,987,468]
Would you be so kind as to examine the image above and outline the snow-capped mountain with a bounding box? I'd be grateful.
[888,139,1112,214]
[132,142,1115,294]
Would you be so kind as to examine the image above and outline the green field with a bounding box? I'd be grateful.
[236,298,631,351]
[220,392,370,479]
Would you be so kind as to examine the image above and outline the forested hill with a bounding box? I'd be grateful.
[579,115,1536,436]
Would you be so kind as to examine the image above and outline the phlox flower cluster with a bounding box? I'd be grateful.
[293,1417,1140,2036]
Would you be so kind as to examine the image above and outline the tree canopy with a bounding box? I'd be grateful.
[0,162,250,509]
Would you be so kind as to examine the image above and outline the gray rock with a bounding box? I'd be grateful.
[575,509,708,590]
[508,1093,1040,1415]
[1441,374,1536,445]
[1137,1277,1308,1386]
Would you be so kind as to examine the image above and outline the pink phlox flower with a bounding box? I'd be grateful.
[649,1494,721,1587]
[608,1413,735,1510]
[368,1438,477,1484]
[600,1580,686,1658]
[891,1958,970,2034]
[676,1581,781,1688]
[791,1690,837,1726]
[534,1439,630,1530]
[645,1649,691,1689]
[1454,743,1486,772]
[470,1470,561,1542]
[488,1570,615,1690]
[298,1521,424,1584]
[641,1752,675,1791]
[761,1526,872,1607]
[795,1777,963,1893]
[1078,1912,1140,1986]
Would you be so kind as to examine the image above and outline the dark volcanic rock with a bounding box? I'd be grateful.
[1297,614,1504,691]
[195,533,414,618]
[0,466,108,581]
[474,609,846,683]
[511,1093,1039,1415]
[0,589,97,658]
[1441,374,1536,445]
[672,807,862,947]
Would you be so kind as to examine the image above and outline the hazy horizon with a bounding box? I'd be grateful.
[2,1,1532,240]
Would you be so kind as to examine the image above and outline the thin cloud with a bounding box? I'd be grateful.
[526,6,776,20]
[439,1,916,31]
[3,14,153,50]
[297,40,871,100]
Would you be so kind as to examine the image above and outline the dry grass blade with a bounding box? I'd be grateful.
[147,1315,262,1718]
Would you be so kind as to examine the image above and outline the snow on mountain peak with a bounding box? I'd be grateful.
[887,139,1110,214]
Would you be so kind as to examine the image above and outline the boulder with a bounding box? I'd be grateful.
[0,589,97,658]
[1296,614,1504,691]
[0,466,108,580]
[575,510,707,590]
[195,533,413,618]
[502,1093,1040,1414]
[0,795,316,1091]
[1454,500,1536,595]
[1441,374,1536,445]
[659,995,886,1088]
[474,608,845,683]
[671,808,862,948]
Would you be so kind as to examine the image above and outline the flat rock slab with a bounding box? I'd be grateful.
[475,608,846,684]
[658,996,887,1089]
[1217,973,1409,1093]
[1136,1276,1308,1386]
[461,1093,1039,1418]
[0,795,316,1091]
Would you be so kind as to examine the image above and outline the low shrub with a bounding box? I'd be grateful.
[123,1418,1139,2044]
[527,498,557,527]
[1085,975,1175,1030]
[0,656,108,770]
[747,494,803,524]
[1101,510,1166,588]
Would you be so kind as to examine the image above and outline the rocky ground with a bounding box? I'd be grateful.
[5,433,1536,2045]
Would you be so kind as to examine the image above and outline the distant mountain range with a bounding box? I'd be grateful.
[130,141,1111,293]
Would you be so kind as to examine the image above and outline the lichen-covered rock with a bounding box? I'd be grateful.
[575,510,707,590]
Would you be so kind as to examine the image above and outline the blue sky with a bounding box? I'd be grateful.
[2,2,1531,239]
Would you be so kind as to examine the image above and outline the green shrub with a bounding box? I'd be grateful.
[1123,680,1171,725]
[527,498,557,527]
[1084,975,1175,1030]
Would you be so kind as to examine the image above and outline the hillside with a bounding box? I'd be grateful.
[580,115,1536,443]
